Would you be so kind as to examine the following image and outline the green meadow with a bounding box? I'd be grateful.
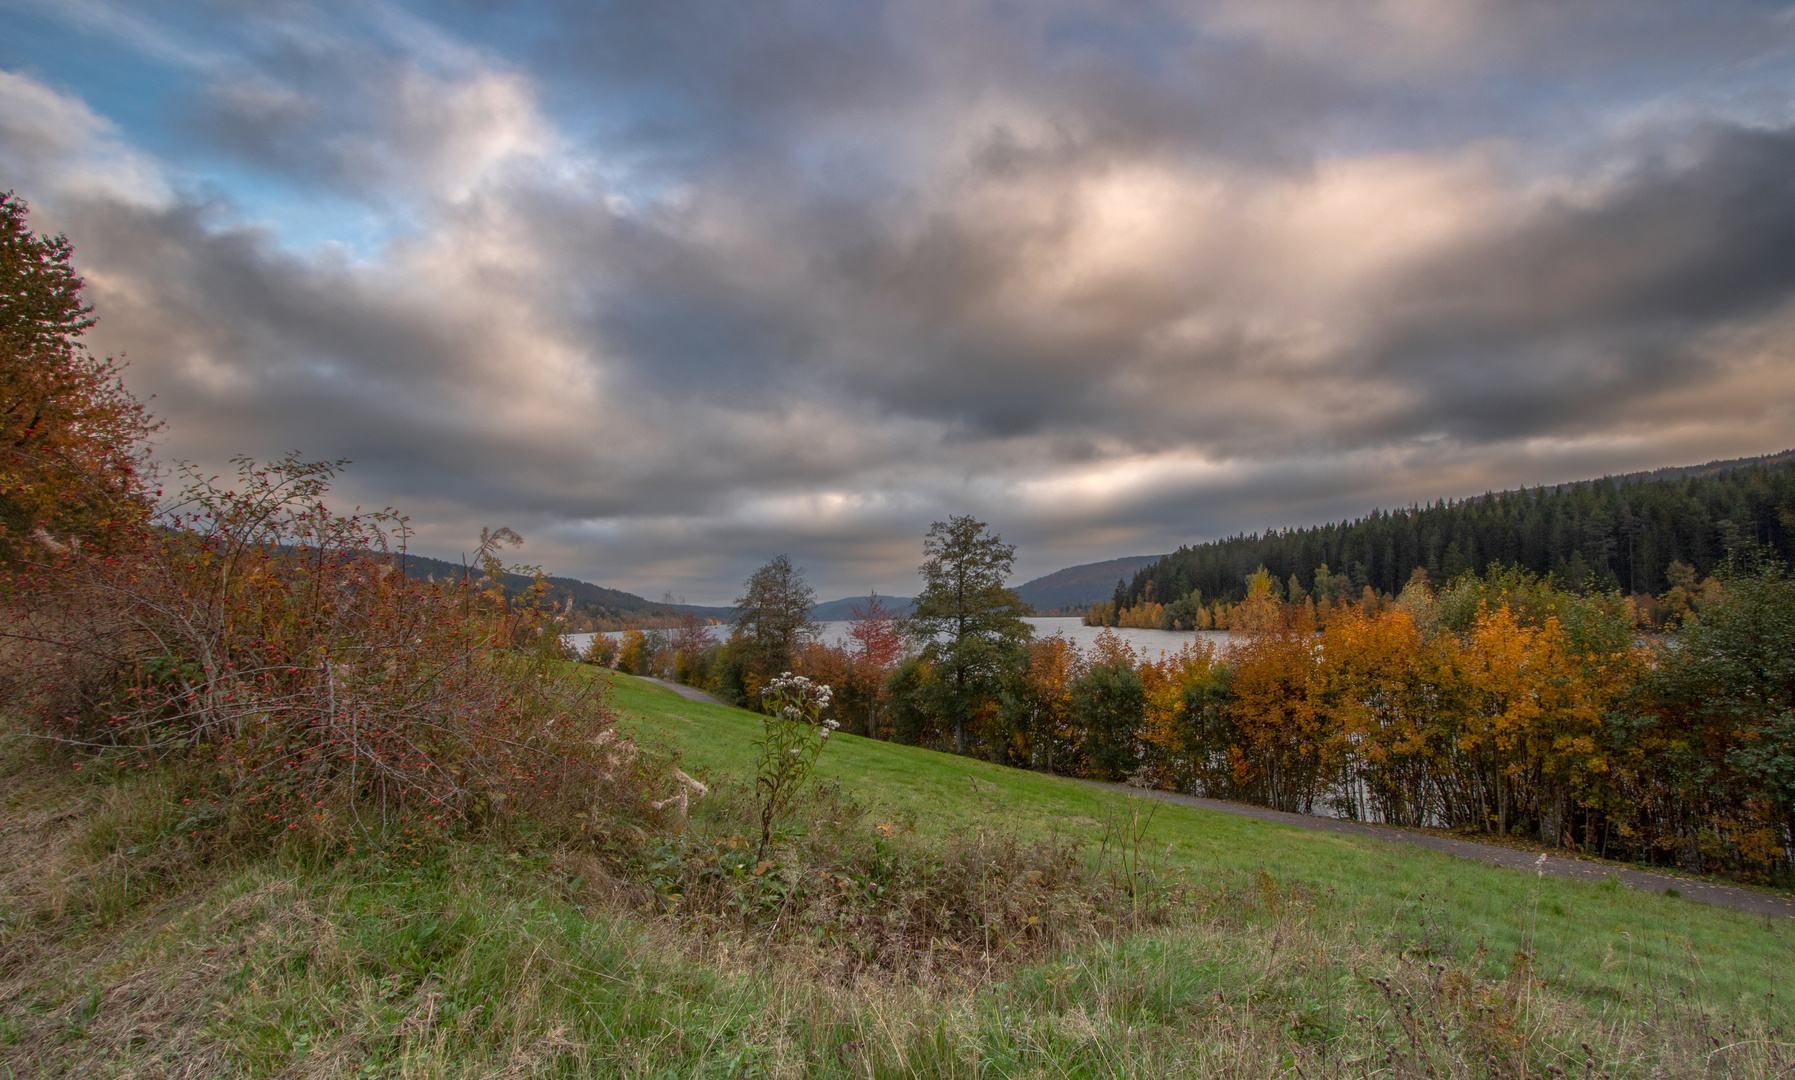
[2,669,1790,1078]
[606,672,1794,1012]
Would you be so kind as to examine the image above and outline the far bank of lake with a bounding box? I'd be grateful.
[566,616,1231,659]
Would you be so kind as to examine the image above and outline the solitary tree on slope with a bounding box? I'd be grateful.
[733,553,817,691]
[909,515,1033,755]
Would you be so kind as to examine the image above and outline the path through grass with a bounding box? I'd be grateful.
[3,671,1791,1077]
[605,670,1795,1015]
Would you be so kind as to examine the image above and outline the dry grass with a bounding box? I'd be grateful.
[622,779,1189,984]
[2,739,1791,1078]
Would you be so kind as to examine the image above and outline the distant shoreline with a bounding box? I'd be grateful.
[566,616,1233,659]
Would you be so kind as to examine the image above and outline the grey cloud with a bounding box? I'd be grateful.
[534,0,913,163]
[8,2,1795,601]
[55,184,943,532]
[77,105,1795,480]
[485,110,1795,470]
[526,0,1360,177]
[794,123,1795,453]
[512,0,1795,177]
[1361,125,1795,442]
[177,10,546,203]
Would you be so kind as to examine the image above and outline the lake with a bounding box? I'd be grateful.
[565,616,1232,660]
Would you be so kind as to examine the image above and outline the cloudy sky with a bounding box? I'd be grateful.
[4,1,1795,603]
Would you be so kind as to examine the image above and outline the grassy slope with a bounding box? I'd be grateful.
[3,671,1791,1078]
[606,672,1794,1011]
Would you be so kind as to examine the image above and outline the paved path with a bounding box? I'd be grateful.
[1086,782,1795,919]
[636,676,732,707]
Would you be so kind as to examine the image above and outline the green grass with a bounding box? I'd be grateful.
[605,671,1795,1014]
[3,672,1791,1078]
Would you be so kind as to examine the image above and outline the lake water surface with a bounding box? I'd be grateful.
[567,616,1232,659]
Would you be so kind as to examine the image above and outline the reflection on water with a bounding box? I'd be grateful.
[566,615,1233,658]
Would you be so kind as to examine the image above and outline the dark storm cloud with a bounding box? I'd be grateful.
[524,0,1361,177]
[731,118,1795,454]
[6,1,1795,600]
[1364,125,1795,442]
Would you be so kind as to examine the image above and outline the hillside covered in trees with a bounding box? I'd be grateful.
[1015,553,1168,613]
[393,552,734,630]
[1112,451,1795,619]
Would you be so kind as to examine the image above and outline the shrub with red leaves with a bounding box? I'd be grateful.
[2,456,644,850]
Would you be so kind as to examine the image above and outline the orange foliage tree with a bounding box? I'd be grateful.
[1312,605,1445,826]
[1227,587,1334,813]
[1,192,155,564]
[1133,640,1226,793]
[1003,633,1083,771]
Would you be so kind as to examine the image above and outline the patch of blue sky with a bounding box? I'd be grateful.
[0,3,191,158]
[186,163,414,260]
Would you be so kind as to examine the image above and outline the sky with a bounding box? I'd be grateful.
[4,0,1795,605]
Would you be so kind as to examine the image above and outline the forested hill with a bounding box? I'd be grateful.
[1015,554,1169,613]
[1119,450,1795,608]
[391,553,735,625]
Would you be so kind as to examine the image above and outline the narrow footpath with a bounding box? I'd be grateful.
[637,676,732,707]
[1086,782,1795,920]
[616,672,1792,920]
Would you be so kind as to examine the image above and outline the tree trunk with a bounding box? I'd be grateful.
[953,668,968,754]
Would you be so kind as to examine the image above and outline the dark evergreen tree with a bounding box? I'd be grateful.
[1118,453,1795,611]
[732,554,817,686]
[908,515,1033,755]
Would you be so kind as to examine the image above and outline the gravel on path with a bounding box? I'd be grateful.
[1085,782,1795,920]
[636,676,732,707]
[604,680,1793,920]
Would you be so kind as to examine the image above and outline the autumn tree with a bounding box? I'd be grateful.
[1071,630,1145,780]
[1227,601,1333,812]
[844,591,904,737]
[1135,640,1226,792]
[1313,605,1447,826]
[1003,633,1083,771]
[670,610,716,685]
[908,515,1032,755]
[1649,564,1795,866]
[732,554,817,694]
[0,192,155,563]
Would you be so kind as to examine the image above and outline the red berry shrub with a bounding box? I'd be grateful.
[3,456,642,851]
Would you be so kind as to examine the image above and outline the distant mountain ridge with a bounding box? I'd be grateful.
[1013,554,1170,614]
[806,557,1172,621]
[381,550,1178,629]
[392,553,735,624]
[810,595,916,621]
[385,546,1171,631]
